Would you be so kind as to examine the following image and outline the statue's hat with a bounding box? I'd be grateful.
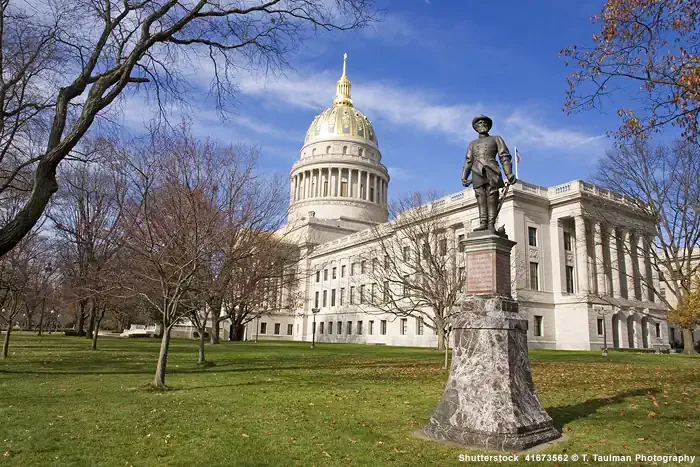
[472,114,493,130]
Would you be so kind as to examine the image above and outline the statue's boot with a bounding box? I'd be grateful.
[486,189,499,231]
[473,189,489,231]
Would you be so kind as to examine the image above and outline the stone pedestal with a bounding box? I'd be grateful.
[423,232,560,451]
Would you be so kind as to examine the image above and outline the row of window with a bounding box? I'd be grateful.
[313,317,432,336]
[259,323,294,335]
[527,261,576,294]
[528,226,574,252]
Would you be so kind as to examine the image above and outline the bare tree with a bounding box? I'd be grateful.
[48,141,126,349]
[589,138,700,354]
[118,125,225,388]
[356,192,467,369]
[0,0,376,257]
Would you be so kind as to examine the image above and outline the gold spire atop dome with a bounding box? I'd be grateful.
[333,52,353,107]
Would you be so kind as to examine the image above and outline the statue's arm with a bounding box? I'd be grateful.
[462,144,473,184]
[496,136,516,182]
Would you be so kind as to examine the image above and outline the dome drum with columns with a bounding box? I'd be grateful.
[289,54,389,225]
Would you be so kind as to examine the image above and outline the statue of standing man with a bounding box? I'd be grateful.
[462,115,516,232]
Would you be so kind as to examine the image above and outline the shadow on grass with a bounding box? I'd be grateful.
[548,387,659,430]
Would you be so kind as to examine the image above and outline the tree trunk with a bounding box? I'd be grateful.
[682,328,696,354]
[153,328,172,389]
[437,329,446,351]
[209,297,223,344]
[198,328,206,364]
[36,300,45,336]
[86,304,96,339]
[2,323,12,359]
[230,323,245,341]
[91,312,103,351]
[76,304,85,336]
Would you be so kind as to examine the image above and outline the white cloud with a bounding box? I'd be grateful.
[231,68,605,155]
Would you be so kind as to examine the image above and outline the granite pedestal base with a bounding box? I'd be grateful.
[423,297,560,451]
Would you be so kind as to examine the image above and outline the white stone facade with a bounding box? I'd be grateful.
[247,59,670,351]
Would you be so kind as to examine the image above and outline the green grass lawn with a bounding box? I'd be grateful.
[1,334,699,466]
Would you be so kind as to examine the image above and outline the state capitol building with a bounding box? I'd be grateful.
[241,59,670,352]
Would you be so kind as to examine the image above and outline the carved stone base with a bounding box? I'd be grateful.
[423,297,560,451]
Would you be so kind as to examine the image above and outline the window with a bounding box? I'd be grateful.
[360,284,365,304]
[341,181,348,197]
[458,234,465,252]
[324,269,328,280]
[357,321,363,335]
[403,275,409,297]
[287,324,293,335]
[349,286,355,305]
[563,231,572,251]
[400,318,408,335]
[384,255,390,268]
[340,287,345,306]
[347,321,352,335]
[372,258,377,273]
[326,145,331,154]
[403,246,410,261]
[370,187,375,202]
[329,322,333,335]
[371,283,376,302]
[361,260,366,274]
[534,316,543,337]
[659,272,665,281]
[458,267,466,280]
[660,288,666,299]
[343,145,347,154]
[332,267,337,279]
[439,238,447,256]
[369,320,374,335]
[315,291,319,308]
[565,266,574,293]
[670,327,675,342]
[416,318,424,335]
[319,322,325,334]
[528,227,538,247]
[422,242,430,260]
[274,323,280,335]
[380,320,387,335]
[383,281,390,303]
[529,262,539,291]
[322,290,327,307]
[260,322,267,334]
[331,289,336,306]
[297,324,299,334]
[350,263,355,276]
[323,180,328,196]
[596,318,604,336]
[337,321,342,334]
[341,265,346,278]
[655,322,661,338]
[316,271,320,283]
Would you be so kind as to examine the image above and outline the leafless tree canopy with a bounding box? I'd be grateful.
[0,0,376,257]
[591,138,700,352]
[356,192,467,356]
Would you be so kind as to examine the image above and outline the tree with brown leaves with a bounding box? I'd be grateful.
[562,0,700,141]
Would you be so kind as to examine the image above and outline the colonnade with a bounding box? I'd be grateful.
[290,166,388,206]
[573,216,656,301]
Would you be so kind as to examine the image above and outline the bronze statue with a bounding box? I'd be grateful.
[461,115,516,232]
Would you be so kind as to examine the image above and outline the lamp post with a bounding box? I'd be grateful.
[311,307,320,349]
[596,306,609,357]
[255,315,260,344]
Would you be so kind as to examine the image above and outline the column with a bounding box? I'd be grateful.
[550,219,565,295]
[374,174,379,203]
[639,234,651,301]
[594,221,606,296]
[574,216,590,296]
[290,176,294,201]
[622,229,636,300]
[609,226,622,298]
[649,235,660,302]
[333,167,339,197]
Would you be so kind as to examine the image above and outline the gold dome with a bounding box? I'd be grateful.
[304,54,378,147]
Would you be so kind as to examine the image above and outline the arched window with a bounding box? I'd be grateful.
[312,148,316,156]
[343,146,348,155]
[358,148,363,157]
[326,146,331,154]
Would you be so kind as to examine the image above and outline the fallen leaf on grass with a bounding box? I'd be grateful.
[376,441,384,445]
[3,452,9,457]
[350,440,357,444]
[393,448,407,454]
[322,451,331,457]
[241,434,249,438]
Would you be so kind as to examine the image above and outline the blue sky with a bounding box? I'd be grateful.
[120,0,623,200]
